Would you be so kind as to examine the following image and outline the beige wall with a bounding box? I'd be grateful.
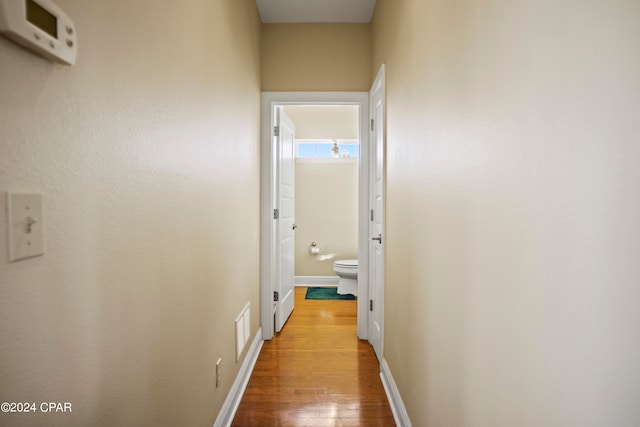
[295,161,358,276]
[373,0,640,426]
[261,24,371,91]
[0,1,261,426]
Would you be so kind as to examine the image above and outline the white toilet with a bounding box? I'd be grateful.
[334,259,358,296]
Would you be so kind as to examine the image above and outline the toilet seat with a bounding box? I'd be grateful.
[334,259,358,268]
[334,259,358,280]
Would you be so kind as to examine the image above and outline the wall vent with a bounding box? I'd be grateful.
[235,303,251,361]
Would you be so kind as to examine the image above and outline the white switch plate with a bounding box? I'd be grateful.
[7,192,44,262]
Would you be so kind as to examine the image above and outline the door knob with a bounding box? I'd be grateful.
[370,234,382,244]
[292,224,298,230]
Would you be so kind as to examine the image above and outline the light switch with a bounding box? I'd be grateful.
[7,192,44,262]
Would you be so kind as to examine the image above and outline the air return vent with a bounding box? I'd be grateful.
[235,303,251,361]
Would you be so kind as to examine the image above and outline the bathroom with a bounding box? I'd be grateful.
[284,105,360,296]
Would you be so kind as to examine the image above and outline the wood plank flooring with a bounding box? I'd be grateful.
[232,287,395,426]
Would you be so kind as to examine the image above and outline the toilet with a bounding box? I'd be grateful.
[334,259,358,296]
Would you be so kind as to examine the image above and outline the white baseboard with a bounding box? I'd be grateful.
[294,276,339,287]
[213,327,263,427]
[380,358,412,427]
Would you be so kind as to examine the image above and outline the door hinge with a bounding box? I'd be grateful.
[274,125,280,137]
[273,208,279,219]
[370,119,374,131]
[370,299,373,311]
[370,209,374,222]
[274,291,279,302]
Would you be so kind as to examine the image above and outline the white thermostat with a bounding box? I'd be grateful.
[0,0,77,65]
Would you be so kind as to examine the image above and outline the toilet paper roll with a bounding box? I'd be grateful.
[310,246,320,255]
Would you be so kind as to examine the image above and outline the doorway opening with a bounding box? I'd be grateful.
[286,104,360,295]
[260,92,371,341]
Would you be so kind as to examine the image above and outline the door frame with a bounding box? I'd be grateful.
[261,92,370,340]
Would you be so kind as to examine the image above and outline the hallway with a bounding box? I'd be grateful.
[2,1,639,425]
[232,287,394,426]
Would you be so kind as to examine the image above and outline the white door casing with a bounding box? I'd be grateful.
[275,108,296,332]
[369,65,385,361]
[260,92,370,341]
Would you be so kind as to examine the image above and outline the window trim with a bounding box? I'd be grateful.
[295,139,360,158]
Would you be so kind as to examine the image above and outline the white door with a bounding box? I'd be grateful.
[275,108,296,332]
[369,65,385,360]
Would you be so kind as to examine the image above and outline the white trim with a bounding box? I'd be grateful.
[296,139,359,144]
[295,158,358,164]
[261,92,370,341]
[213,327,264,427]
[380,358,412,427]
[294,276,339,286]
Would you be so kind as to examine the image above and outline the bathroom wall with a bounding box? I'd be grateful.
[0,1,261,426]
[295,160,359,277]
[261,23,372,91]
[373,0,640,425]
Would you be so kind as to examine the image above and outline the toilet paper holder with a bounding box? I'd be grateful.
[309,241,320,255]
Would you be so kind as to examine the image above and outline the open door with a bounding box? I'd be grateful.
[275,107,296,332]
[369,65,385,360]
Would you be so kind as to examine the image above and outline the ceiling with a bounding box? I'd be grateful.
[255,0,377,24]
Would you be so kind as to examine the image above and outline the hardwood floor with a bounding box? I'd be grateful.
[232,287,395,426]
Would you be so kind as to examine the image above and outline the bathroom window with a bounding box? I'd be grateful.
[296,140,360,158]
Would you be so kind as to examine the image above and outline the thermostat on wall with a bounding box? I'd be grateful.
[0,0,77,65]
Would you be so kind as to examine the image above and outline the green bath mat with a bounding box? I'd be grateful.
[305,287,356,300]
